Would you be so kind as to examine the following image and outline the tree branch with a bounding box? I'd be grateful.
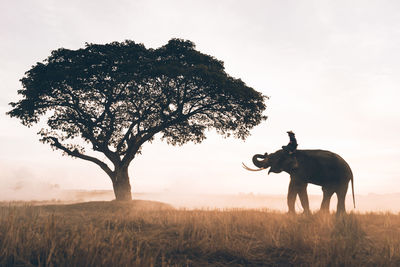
[47,137,115,180]
[58,99,121,167]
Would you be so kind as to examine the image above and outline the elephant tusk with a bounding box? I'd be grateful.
[242,163,266,172]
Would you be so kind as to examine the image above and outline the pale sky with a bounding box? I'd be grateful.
[1,0,400,199]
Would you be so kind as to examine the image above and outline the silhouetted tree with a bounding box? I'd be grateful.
[7,39,267,200]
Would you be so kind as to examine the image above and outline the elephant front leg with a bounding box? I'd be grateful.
[297,184,310,214]
[287,180,297,214]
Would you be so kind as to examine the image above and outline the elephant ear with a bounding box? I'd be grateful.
[276,150,297,170]
[286,153,299,169]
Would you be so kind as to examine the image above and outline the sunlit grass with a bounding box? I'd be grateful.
[0,201,399,266]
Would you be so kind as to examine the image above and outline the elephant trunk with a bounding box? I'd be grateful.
[252,153,269,168]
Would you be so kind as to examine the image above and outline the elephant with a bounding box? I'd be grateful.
[243,149,355,215]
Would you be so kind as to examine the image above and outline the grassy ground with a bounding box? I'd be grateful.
[0,201,399,267]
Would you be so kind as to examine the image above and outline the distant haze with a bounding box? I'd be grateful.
[1,189,399,214]
[1,1,400,200]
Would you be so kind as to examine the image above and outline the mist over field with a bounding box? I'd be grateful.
[1,161,396,213]
[1,186,399,213]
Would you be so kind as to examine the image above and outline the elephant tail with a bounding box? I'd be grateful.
[351,174,355,209]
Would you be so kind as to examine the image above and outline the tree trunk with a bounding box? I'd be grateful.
[111,167,132,201]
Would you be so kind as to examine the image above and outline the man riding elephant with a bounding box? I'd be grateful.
[282,131,298,154]
[282,131,298,168]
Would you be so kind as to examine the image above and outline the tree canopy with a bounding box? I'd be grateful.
[8,38,267,200]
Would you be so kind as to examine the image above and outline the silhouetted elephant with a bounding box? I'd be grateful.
[243,149,355,215]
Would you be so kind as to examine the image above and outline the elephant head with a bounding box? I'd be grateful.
[264,149,298,174]
[244,150,298,174]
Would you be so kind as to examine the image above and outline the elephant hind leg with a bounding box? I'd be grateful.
[320,187,334,213]
[336,184,349,215]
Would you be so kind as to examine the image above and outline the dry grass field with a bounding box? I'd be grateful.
[1,200,400,267]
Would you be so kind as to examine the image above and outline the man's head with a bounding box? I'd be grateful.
[287,130,295,136]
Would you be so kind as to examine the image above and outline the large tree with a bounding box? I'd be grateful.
[8,39,267,200]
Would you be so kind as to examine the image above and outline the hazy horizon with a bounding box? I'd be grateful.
[2,188,400,213]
